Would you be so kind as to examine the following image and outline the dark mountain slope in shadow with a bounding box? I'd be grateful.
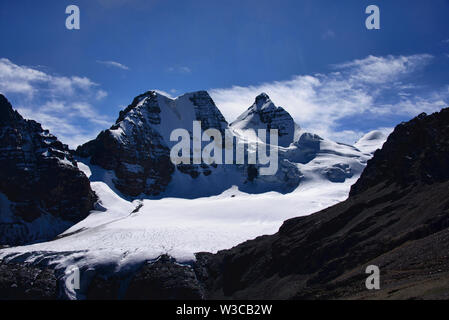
[194,108,449,300]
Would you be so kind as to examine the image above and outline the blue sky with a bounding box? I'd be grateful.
[1,0,449,147]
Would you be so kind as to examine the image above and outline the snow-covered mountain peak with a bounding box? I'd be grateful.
[231,93,299,147]
[355,129,390,155]
[254,92,273,109]
[76,90,232,197]
[116,90,227,133]
[75,89,373,198]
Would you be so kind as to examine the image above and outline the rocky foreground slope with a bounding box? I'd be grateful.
[0,95,96,246]
[194,108,449,299]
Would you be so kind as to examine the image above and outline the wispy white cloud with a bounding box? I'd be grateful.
[210,54,448,144]
[167,66,191,74]
[96,60,130,70]
[0,58,99,98]
[17,106,99,148]
[154,89,176,99]
[335,54,433,84]
[17,100,110,148]
[96,89,108,100]
[0,58,111,148]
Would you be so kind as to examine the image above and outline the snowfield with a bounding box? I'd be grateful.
[3,167,356,261]
[0,159,360,299]
[0,153,366,270]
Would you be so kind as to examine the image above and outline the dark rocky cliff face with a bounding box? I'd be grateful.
[350,111,449,196]
[76,91,171,196]
[0,94,96,246]
[194,108,449,299]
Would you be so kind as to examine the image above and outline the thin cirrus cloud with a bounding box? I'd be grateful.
[335,54,433,84]
[210,54,448,144]
[96,89,108,100]
[167,66,192,74]
[0,58,111,148]
[96,60,130,70]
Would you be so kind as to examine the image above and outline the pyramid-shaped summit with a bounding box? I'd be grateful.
[230,93,300,147]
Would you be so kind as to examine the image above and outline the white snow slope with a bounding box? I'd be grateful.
[355,129,392,155]
[0,161,361,299]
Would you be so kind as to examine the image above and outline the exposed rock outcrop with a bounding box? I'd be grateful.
[86,255,204,300]
[0,261,57,299]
